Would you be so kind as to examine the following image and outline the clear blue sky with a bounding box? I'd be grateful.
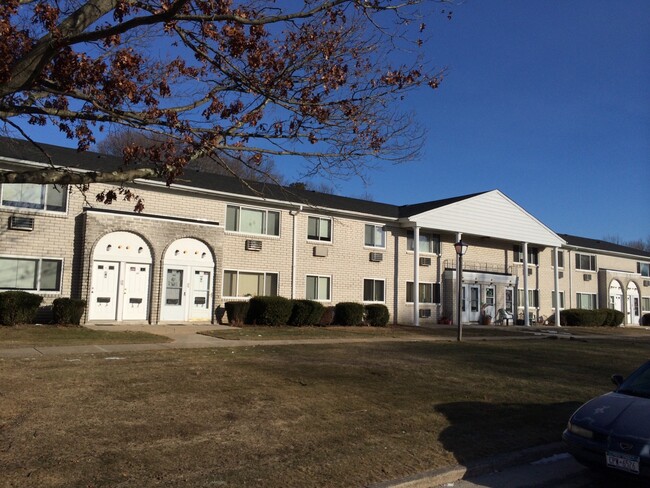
[23,0,649,242]
[327,0,649,243]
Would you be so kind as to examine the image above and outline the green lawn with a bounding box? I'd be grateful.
[2,336,647,487]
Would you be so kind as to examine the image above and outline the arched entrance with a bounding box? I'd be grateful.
[609,280,623,313]
[88,231,152,321]
[626,282,640,325]
[160,238,214,322]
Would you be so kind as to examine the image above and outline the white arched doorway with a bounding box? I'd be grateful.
[609,280,623,313]
[626,282,640,325]
[160,238,214,322]
[88,231,152,322]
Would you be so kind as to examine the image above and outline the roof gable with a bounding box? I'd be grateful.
[403,190,565,247]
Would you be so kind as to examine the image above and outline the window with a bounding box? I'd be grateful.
[307,216,331,242]
[505,288,514,314]
[406,282,440,304]
[576,293,597,310]
[553,251,565,268]
[363,279,385,302]
[552,291,565,309]
[638,263,650,277]
[1,184,67,212]
[364,224,386,248]
[517,289,539,307]
[642,297,650,312]
[225,205,280,236]
[407,231,440,254]
[0,256,62,292]
[575,253,596,271]
[222,270,278,297]
[514,245,539,265]
[306,275,330,301]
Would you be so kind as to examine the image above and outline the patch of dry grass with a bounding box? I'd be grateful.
[1,337,648,487]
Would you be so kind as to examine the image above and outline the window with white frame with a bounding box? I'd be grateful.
[307,216,332,242]
[225,205,280,236]
[517,289,539,307]
[576,293,597,310]
[514,245,539,265]
[0,256,62,292]
[306,275,331,301]
[642,297,650,312]
[222,270,278,297]
[406,231,440,254]
[406,282,440,303]
[1,184,67,212]
[364,224,386,248]
[553,251,565,268]
[552,291,565,309]
[363,279,385,302]
[575,253,596,271]
[638,262,650,277]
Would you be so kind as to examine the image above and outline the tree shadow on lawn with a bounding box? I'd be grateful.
[434,401,583,465]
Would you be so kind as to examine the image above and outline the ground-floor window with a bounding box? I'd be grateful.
[306,275,331,301]
[363,279,385,302]
[552,291,565,309]
[642,297,650,312]
[576,293,597,310]
[406,282,440,304]
[517,289,539,308]
[223,270,278,298]
[0,256,62,292]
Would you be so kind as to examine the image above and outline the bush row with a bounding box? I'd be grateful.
[559,308,624,327]
[0,292,87,326]
[224,297,390,327]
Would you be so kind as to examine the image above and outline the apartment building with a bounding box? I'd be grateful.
[1,137,648,326]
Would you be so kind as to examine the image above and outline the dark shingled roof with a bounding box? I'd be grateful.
[560,234,650,259]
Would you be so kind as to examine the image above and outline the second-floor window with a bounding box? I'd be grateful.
[407,231,440,254]
[575,253,596,271]
[307,216,332,242]
[226,205,280,236]
[638,262,650,277]
[514,245,539,265]
[553,251,565,268]
[364,224,385,248]
[1,183,67,212]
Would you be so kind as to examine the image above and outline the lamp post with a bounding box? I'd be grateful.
[455,240,469,341]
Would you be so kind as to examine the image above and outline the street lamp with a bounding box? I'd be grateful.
[455,240,469,341]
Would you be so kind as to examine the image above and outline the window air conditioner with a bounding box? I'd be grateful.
[8,215,34,231]
[558,271,564,279]
[369,252,383,262]
[419,257,432,266]
[245,239,262,251]
[313,246,328,257]
[583,274,592,281]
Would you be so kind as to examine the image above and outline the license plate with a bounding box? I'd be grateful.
[606,451,640,474]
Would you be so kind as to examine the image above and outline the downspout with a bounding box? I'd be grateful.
[414,225,420,326]
[523,242,530,326]
[553,246,561,327]
[290,205,303,299]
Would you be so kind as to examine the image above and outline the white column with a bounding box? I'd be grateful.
[523,242,530,326]
[456,232,462,329]
[553,247,561,327]
[413,225,420,326]
[290,206,302,299]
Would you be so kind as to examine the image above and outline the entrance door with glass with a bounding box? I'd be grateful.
[462,284,481,322]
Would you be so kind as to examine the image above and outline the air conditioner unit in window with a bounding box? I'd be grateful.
[245,239,262,251]
[8,215,34,231]
[313,246,328,257]
[419,257,432,266]
[419,309,432,318]
[369,252,383,262]
[558,271,564,279]
[528,268,533,276]
[583,274,592,281]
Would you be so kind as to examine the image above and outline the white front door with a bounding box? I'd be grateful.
[627,282,640,325]
[162,267,186,321]
[190,269,212,321]
[89,261,119,320]
[484,286,496,319]
[122,264,150,321]
[462,285,481,322]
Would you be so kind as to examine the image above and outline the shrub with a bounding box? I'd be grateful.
[641,313,650,326]
[0,291,43,326]
[560,308,612,327]
[365,304,390,327]
[319,306,335,326]
[546,314,567,326]
[288,300,325,326]
[224,301,250,326]
[334,302,364,326]
[604,309,624,327]
[52,298,86,325]
[246,296,293,326]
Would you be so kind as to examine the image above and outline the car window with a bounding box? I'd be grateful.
[618,362,650,398]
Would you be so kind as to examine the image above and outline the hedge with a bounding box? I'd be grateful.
[52,298,86,325]
[364,304,390,327]
[288,300,325,326]
[560,308,623,327]
[334,302,364,326]
[319,306,335,326]
[224,301,250,325]
[246,296,293,326]
[641,313,650,326]
[0,291,43,326]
